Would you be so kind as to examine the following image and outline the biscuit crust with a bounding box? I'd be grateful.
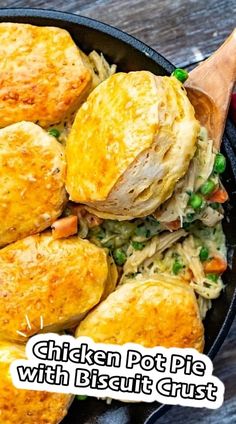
[76,275,204,352]
[0,341,73,424]
[66,71,200,218]
[0,23,92,127]
[0,233,117,342]
[0,122,66,247]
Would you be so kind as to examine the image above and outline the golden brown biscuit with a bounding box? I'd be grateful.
[0,233,117,343]
[66,71,200,219]
[0,341,72,424]
[76,274,204,352]
[0,23,92,127]
[0,121,66,247]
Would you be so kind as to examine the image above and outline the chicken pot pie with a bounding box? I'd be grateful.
[76,274,204,352]
[0,341,73,424]
[0,121,66,247]
[0,22,92,128]
[0,233,117,343]
[0,20,229,419]
[66,71,200,219]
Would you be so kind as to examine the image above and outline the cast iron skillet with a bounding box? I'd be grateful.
[0,8,235,424]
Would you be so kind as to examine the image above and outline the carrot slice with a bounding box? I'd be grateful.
[203,256,227,274]
[51,216,78,239]
[165,219,181,231]
[208,188,229,203]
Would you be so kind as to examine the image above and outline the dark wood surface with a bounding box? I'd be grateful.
[1,0,236,422]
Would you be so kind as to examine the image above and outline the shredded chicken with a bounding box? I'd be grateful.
[122,236,159,278]
[143,229,187,268]
[181,236,224,299]
[197,296,212,320]
[199,206,224,227]
[155,127,217,226]
[88,51,117,86]
[155,161,196,224]
[120,229,187,284]
[194,131,216,191]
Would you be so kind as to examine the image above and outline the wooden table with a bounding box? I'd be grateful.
[1,0,236,422]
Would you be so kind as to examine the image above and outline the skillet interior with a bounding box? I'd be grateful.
[0,8,235,424]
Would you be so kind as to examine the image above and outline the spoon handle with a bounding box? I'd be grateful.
[186,29,236,148]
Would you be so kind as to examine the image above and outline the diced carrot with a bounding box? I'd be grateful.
[203,256,227,274]
[51,216,78,239]
[165,219,181,231]
[208,188,229,203]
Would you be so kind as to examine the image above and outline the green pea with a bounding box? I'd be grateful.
[213,153,226,174]
[171,68,189,83]
[172,260,183,275]
[200,179,216,196]
[131,241,145,250]
[113,248,127,266]
[188,193,203,209]
[206,273,218,283]
[76,395,88,401]
[199,246,209,262]
[48,128,61,138]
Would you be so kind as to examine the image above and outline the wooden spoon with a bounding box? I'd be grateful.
[185,28,236,150]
